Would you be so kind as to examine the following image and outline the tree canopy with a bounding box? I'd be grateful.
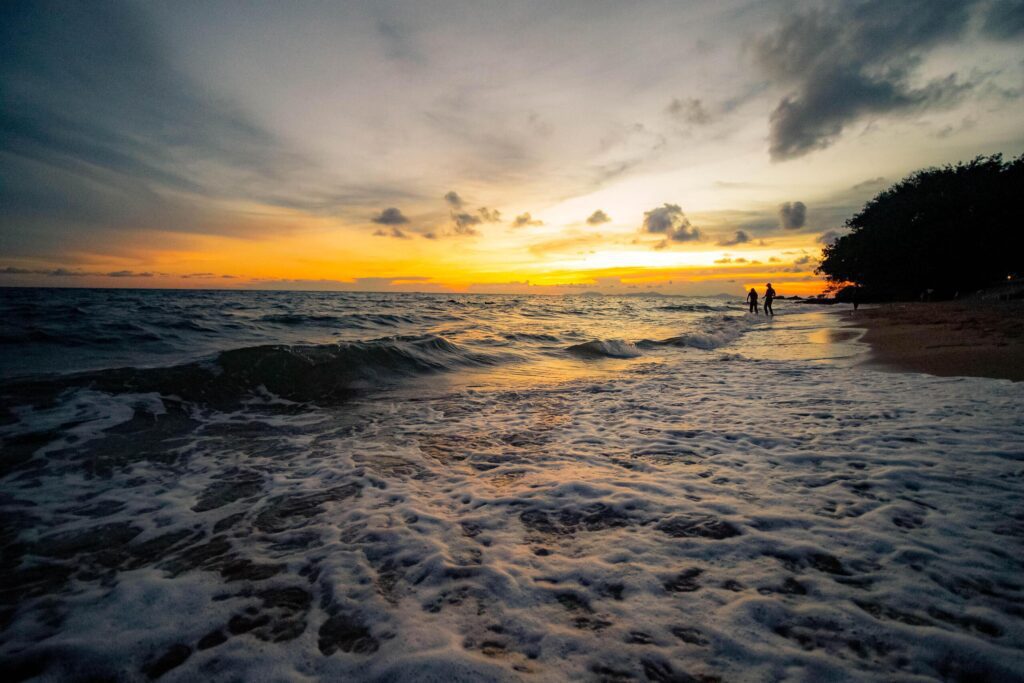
[818,155,1023,300]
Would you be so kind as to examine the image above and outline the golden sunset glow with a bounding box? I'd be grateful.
[2,1,1021,296]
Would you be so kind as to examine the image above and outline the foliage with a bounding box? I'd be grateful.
[817,155,1024,300]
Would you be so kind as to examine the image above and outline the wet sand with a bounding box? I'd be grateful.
[839,300,1024,382]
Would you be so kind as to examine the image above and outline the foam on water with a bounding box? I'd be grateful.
[1,293,1022,681]
[2,307,1024,679]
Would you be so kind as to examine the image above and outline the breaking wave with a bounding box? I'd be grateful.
[651,315,752,350]
[566,339,643,358]
[7,335,503,405]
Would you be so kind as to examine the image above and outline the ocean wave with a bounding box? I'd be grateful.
[258,313,345,326]
[655,316,751,350]
[7,335,502,405]
[566,339,643,358]
[656,303,722,312]
[257,312,433,328]
[504,332,562,343]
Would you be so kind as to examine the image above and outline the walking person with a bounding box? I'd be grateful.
[746,287,759,314]
[764,283,776,316]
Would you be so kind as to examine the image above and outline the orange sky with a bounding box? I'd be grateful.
[3,1,1021,296]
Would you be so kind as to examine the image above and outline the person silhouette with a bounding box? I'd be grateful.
[764,283,776,316]
[746,287,759,314]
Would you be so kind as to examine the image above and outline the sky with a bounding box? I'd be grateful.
[1,0,1022,295]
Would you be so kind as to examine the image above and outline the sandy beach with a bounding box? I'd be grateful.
[840,300,1024,382]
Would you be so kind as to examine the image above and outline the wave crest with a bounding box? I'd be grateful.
[566,339,642,358]
[20,335,499,405]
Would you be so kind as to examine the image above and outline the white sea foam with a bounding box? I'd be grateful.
[1,312,1022,681]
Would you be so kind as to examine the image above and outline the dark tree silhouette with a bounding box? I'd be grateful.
[818,155,1024,300]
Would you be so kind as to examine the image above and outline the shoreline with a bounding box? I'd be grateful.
[834,300,1024,382]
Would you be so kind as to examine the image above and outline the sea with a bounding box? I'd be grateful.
[1,288,1022,681]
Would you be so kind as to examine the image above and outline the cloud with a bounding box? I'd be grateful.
[1,265,156,277]
[371,207,409,225]
[443,191,464,209]
[586,210,611,226]
[641,204,702,244]
[478,207,501,223]
[817,230,841,244]
[755,0,978,160]
[778,201,807,230]
[512,212,542,228]
[981,0,1024,40]
[528,234,604,256]
[852,176,888,191]
[667,97,711,125]
[0,0,322,254]
[717,230,751,246]
[714,257,732,264]
[447,205,502,236]
[373,226,411,239]
[452,212,482,235]
[107,270,153,277]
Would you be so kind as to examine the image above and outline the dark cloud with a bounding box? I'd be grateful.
[0,0,314,255]
[667,98,711,125]
[718,230,751,246]
[444,191,464,209]
[981,0,1024,39]
[107,270,153,277]
[452,213,482,235]
[478,207,501,223]
[371,207,410,225]
[512,212,542,228]
[586,210,611,226]
[373,226,411,239]
[447,205,501,235]
[778,201,807,230]
[755,0,978,160]
[1,265,155,277]
[641,204,702,244]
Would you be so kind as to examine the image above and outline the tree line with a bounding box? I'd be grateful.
[817,154,1023,301]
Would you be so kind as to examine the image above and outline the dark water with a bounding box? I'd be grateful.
[0,288,746,398]
[5,288,1020,681]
